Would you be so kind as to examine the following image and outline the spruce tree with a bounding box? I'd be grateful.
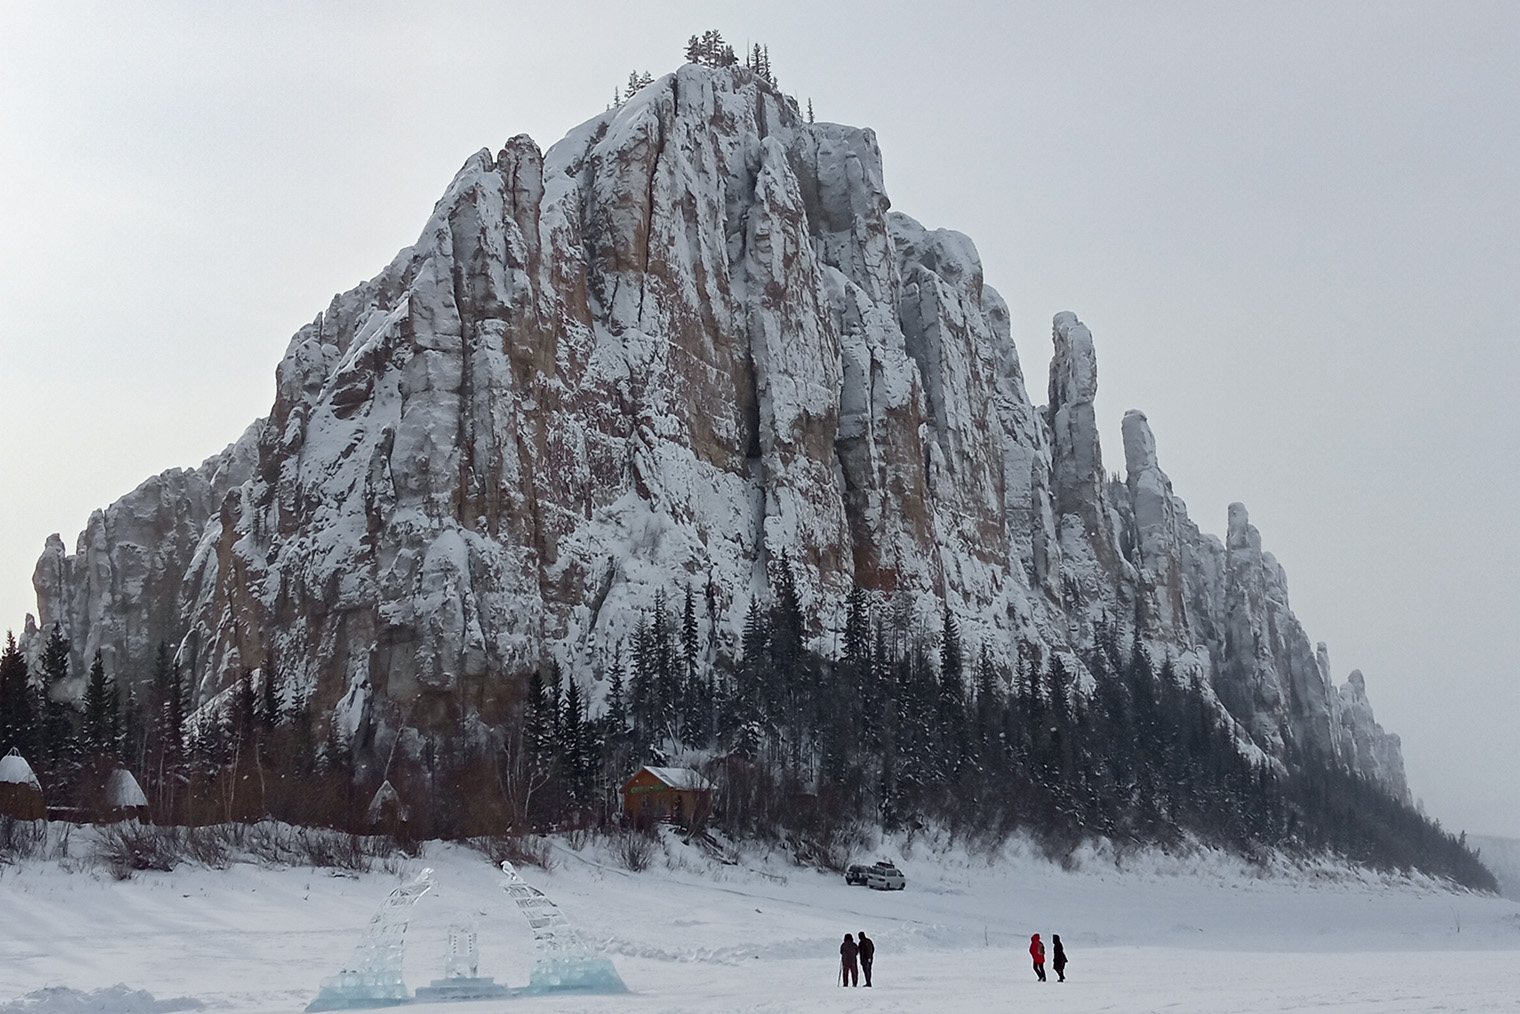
[260,656,282,731]
[120,684,144,771]
[623,70,653,101]
[769,557,806,754]
[630,615,655,743]
[0,633,33,757]
[233,669,257,744]
[937,609,964,711]
[37,624,76,773]
[973,644,1000,750]
[604,653,629,742]
[681,585,700,684]
[686,29,737,68]
[650,590,677,739]
[82,649,116,759]
[521,669,557,823]
[559,674,586,803]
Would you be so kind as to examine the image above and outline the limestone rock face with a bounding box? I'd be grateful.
[1338,669,1412,805]
[30,424,260,696]
[1216,505,1344,765]
[1119,410,1190,645]
[22,64,1407,801]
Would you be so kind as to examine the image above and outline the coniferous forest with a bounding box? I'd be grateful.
[0,558,1496,893]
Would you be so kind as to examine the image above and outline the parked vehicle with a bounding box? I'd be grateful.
[844,863,870,886]
[864,861,906,891]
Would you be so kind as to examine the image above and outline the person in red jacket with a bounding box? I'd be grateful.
[1029,933,1046,981]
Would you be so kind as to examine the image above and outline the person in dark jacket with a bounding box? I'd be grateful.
[1029,933,1046,981]
[839,933,859,986]
[857,931,875,986]
[1052,934,1067,982]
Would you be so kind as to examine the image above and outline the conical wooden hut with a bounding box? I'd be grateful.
[364,778,408,832]
[103,768,148,822]
[0,748,46,820]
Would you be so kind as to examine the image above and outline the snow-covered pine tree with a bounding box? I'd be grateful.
[686,30,737,68]
[603,651,629,742]
[650,590,677,739]
[524,669,557,789]
[745,44,775,84]
[623,70,653,101]
[81,650,117,759]
[0,633,32,759]
[630,614,655,743]
[558,674,590,804]
[37,624,75,773]
[679,586,707,742]
[260,656,281,731]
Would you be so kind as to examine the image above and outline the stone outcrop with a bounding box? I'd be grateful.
[21,64,1407,802]
[30,424,260,697]
[1337,667,1411,805]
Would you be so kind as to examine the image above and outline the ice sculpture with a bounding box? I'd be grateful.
[499,860,627,993]
[445,924,477,979]
[305,868,435,1011]
[412,923,509,1001]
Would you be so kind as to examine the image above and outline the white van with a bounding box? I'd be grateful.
[864,861,905,891]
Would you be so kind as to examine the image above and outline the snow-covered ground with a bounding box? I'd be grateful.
[2,826,1517,1013]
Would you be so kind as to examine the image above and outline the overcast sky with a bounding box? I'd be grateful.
[2,2,1516,839]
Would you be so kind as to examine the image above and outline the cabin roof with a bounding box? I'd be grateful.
[621,765,713,792]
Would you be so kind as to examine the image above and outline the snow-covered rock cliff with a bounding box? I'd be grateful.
[24,63,1406,801]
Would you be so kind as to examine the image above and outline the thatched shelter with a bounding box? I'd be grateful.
[0,748,46,820]
[365,778,409,831]
[103,767,148,822]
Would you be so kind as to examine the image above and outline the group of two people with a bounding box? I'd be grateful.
[1029,932,1068,982]
[838,931,874,986]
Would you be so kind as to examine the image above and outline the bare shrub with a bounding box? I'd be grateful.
[467,833,555,871]
[91,823,183,878]
[182,825,232,869]
[81,819,408,875]
[50,821,73,861]
[613,828,656,872]
[0,816,49,863]
[186,820,405,872]
[291,827,380,871]
[790,821,871,872]
[234,821,293,866]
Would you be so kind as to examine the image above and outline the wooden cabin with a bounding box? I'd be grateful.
[618,766,713,827]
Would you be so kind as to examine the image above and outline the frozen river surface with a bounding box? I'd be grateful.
[2,828,1516,1013]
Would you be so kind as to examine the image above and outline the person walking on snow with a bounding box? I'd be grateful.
[1052,934,1067,982]
[1029,933,1046,981]
[839,933,859,986]
[857,931,875,987]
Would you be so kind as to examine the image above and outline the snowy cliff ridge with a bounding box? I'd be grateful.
[27,63,1407,803]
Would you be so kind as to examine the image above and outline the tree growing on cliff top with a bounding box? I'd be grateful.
[685,30,737,68]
